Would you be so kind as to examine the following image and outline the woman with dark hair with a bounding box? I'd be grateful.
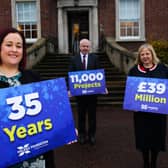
[128,43,168,168]
[0,27,55,167]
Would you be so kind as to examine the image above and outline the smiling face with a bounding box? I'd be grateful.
[0,32,23,68]
[139,48,153,68]
[79,39,91,55]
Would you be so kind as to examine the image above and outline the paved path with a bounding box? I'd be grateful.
[53,106,168,168]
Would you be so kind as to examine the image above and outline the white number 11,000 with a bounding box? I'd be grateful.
[6,92,42,120]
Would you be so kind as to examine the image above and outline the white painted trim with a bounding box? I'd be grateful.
[115,0,145,41]
[57,0,97,7]
[11,0,41,40]
[57,7,99,53]
[57,0,98,53]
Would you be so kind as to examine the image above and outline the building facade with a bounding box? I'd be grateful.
[0,0,167,53]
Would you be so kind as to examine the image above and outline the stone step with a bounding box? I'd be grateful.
[33,52,126,106]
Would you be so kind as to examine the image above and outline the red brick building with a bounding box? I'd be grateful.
[0,0,167,53]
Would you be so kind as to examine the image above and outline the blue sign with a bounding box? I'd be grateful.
[123,76,168,114]
[0,78,77,168]
[68,69,106,96]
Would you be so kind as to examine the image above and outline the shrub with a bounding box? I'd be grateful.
[150,40,168,64]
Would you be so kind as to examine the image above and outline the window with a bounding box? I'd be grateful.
[12,0,41,43]
[116,0,145,41]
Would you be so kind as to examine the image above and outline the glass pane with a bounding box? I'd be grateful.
[119,0,140,38]
[134,22,139,27]
[25,30,31,38]
[127,27,132,36]
[16,2,37,22]
[16,1,38,39]
[32,24,37,30]
[120,28,126,36]
[17,24,24,31]
[32,30,37,38]
[134,28,139,36]
[120,20,139,37]
[120,0,140,19]
[25,25,30,30]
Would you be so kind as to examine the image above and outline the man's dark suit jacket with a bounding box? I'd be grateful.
[69,53,100,136]
[69,53,100,71]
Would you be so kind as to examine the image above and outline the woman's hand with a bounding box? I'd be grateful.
[68,90,72,97]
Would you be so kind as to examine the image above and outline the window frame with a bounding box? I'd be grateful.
[115,0,145,42]
[11,0,41,43]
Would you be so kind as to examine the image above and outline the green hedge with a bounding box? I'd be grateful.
[150,40,168,64]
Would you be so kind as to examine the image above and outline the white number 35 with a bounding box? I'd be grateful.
[6,92,42,120]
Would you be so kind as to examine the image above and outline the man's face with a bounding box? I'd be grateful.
[80,40,90,55]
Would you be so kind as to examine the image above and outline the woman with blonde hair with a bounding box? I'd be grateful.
[128,43,168,168]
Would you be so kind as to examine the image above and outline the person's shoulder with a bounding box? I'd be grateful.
[71,54,80,60]
[22,69,39,76]
[128,65,137,76]
[157,63,168,69]
[157,63,168,75]
[129,64,137,71]
[21,69,41,82]
[89,53,97,56]
[0,81,9,88]
[89,53,99,59]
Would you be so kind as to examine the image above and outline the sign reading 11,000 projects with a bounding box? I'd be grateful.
[68,69,106,96]
[123,76,168,114]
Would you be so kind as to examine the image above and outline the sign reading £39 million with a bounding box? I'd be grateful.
[0,78,77,167]
[123,76,168,114]
[68,69,106,96]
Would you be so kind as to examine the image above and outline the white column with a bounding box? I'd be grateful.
[58,8,64,53]
[63,11,69,53]
[91,6,99,52]
[58,8,69,53]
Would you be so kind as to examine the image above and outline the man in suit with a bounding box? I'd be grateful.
[69,38,100,145]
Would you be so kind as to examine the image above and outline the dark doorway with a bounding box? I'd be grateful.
[68,11,89,54]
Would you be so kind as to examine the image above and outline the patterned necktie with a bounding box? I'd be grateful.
[83,55,86,70]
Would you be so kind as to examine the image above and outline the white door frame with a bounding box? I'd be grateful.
[58,4,98,53]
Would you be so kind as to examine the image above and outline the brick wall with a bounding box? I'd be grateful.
[145,0,168,41]
[98,0,168,51]
[98,0,116,37]
[40,0,57,39]
[0,0,167,51]
[0,0,12,30]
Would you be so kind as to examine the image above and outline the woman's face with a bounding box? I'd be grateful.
[0,33,23,67]
[139,48,153,66]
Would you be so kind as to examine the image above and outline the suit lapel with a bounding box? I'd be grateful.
[87,54,92,69]
[77,54,83,70]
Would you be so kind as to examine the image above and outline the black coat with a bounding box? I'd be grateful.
[128,63,168,151]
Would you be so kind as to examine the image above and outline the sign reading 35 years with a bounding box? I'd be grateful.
[0,78,76,168]
[68,69,106,96]
[123,76,168,114]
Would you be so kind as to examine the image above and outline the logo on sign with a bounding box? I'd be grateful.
[17,144,31,157]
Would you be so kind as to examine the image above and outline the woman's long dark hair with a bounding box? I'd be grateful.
[0,27,27,70]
